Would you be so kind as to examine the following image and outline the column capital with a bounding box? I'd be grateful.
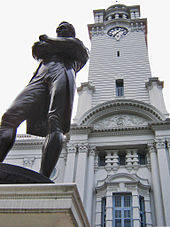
[165,138,170,147]
[89,146,96,156]
[155,139,166,149]
[147,143,156,154]
[78,143,89,153]
[67,144,77,153]
[23,157,35,168]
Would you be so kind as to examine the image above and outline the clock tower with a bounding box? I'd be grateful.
[75,4,168,120]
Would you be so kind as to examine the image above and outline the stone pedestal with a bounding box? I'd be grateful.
[0,163,53,184]
[0,183,90,227]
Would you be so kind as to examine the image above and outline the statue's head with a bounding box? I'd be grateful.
[56,22,76,38]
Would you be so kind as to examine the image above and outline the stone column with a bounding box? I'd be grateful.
[155,139,170,225]
[75,143,88,202]
[132,190,140,227]
[85,146,95,223]
[64,144,77,183]
[105,190,112,227]
[148,143,165,226]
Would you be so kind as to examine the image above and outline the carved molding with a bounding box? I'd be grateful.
[90,26,105,37]
[130,21,146,33]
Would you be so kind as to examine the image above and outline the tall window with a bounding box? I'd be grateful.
[101,197,106,227]
[116,79,124,97]
[118,153,126,166]
[138,154,147,165]
[139,196,146,227]
[113,194,132,227]
[98,153,106,166]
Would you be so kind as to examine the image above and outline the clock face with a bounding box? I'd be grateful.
[108,27,128,40]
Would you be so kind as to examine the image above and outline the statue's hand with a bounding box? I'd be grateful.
[39,34,48,41]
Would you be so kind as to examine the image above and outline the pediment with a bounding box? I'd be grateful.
[78,99,165,126]
[93,113,149,130]
[106,173,149,185]
[96,173,150,189]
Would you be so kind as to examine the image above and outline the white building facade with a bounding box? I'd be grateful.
[4,4,170,227]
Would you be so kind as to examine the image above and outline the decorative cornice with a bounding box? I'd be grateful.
[93,125,150,133]
[149,119,170,130]
[70,125,92,134]
[14,134,44,145]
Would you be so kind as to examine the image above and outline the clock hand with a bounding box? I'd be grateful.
[114,30,121,37]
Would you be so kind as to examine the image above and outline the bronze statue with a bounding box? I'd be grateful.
[0,22,88,178]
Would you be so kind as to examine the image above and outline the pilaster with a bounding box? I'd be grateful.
[166,139,170,157]
[105,190,112,227]
[146,77,169,116]
[144,193,152,227]
[64,144,77,183]
[132,190,140,227]
[75,143,89,202]
[155,139,170,225]
[147,143,165,226]
[95,196,102,226]
[74,82,95,122]
[85,146,96,224]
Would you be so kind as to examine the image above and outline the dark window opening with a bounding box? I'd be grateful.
[139,196,146,227]
[98,153,106,166]
[138,154,147,165]
[116,79,124,97]
[101,197,106,227]
[118,153,126,165]
[117,51,120,57]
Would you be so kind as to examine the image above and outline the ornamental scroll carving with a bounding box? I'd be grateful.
[94,114,148,129]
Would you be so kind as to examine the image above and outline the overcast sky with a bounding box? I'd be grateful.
[0,0,170,133]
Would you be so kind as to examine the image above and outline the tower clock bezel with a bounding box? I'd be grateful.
[107,26,129,40]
